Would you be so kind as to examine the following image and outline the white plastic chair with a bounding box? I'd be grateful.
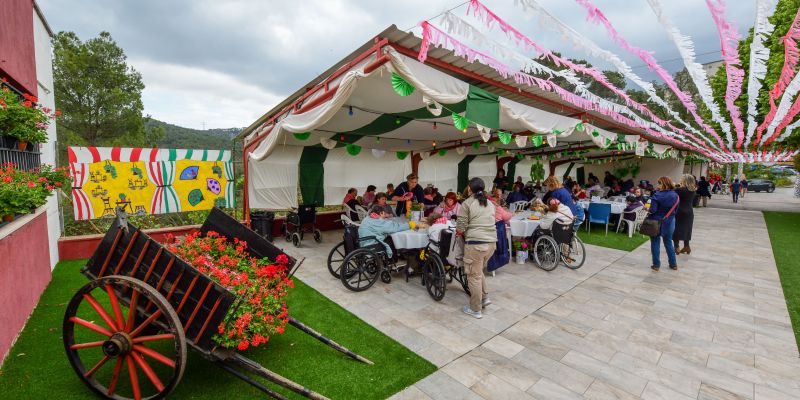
[601,187,611,197]
[509,201,529,212]
[355,204,369,221]
[339,213,359,227]
[616,207,648,237]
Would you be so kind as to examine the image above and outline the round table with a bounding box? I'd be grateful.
[510,211,542,237]
[578,200,625,214]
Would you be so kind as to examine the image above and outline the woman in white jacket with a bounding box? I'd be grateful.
[538,198,574,231]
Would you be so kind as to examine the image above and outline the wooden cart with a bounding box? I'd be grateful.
[63,208,371,400]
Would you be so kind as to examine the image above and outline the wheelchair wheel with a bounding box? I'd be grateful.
[292,233,301,247]
[380,270,392,284]
[326,241,346,279]
[423,252,447,301]
[340,248,381,292]
[534,236,559,271]
[561,235,586,270]
[313,229,322,243]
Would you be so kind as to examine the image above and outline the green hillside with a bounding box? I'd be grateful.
[146,119,243,161]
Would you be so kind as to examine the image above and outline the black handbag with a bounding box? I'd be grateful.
[641,199,679,237]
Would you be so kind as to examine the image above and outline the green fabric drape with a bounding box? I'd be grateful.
[457,155,477,193]
[465,85,500,129]
[298,147,329,206]
[506,158,520,187]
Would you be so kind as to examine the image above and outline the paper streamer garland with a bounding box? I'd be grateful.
[391,72,415,96]
[497,131,513,145]
[396,151,409,160]
[453,113,470,130]
[515,135,528,148]
[293,132,311,141]
[346,143,362,156]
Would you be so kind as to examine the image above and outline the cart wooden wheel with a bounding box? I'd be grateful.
[63,275,187,400]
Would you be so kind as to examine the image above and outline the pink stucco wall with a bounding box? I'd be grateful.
[0,211,52,364]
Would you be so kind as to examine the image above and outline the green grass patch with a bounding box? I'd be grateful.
[577,224,649,252]
[0,260,435,399]
[763,211,800,350]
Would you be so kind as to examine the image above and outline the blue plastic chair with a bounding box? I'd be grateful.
[587,203,612,235]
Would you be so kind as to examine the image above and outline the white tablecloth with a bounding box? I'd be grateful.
[387,217,430,249]
[509,211,542,237]
[578,200,625,214]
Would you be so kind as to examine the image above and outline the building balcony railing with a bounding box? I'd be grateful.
[0,135,42,171]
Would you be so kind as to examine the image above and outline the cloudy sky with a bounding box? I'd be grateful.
[36,0,756,130]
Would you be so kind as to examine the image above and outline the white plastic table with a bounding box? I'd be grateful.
[578,200,625,214]
[509,211,542,237]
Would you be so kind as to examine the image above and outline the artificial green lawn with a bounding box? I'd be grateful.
[0,260,436,399]
[763,211,800,350]
[577,224,649,252]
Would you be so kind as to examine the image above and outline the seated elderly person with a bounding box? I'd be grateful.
[531,198,574,239]
[623,194,644,222]
[506,184,528,205]
[358,205,419,260]
[343,188,360,221]
[433,192,460,220]
[426,213,455,253]
[371,192,394,215]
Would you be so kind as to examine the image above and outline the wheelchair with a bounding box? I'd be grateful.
[417,228,470,301]
[532,221,586,271]
[337,227,407,292]
[283,204,322,247]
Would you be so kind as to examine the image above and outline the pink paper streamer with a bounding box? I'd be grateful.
[417,21,722,160]
[705,0,746,150]
[756,7,800,146]
[466,0,716,153]
[574,0,726,149]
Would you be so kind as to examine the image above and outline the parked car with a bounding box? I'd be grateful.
[748,179,776,193]
[770,165,797,175]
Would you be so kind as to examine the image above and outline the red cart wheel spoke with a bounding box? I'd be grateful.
[83,355,110,378]
[133,344,176,368]
[107,356,125,396]
[131,350,165,392]
[129,309,162,338]
[105,284,126,328]
[70,340,106,350]
[132,333,174,344]
[126,288,140,332]
[82,293,120,331]
[70,317,113,337]
[126,354,142,400]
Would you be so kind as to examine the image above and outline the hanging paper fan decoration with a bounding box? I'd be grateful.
[604,138,613,148]
[497,149,506,157]
[438,149,448,156]
[320,137,337,150]
[488,145,495,152]
[516,152,524,160]
[552,128,564,136]
[532,135,543,147]
[515,135,528,148]
[591,129,600,137]
[293,132,311,141]
[456,146,465,155]
[576,122,585,132]
[391,72,415,96]
[452,113,470,131]
[396,151,409,160]
[497,131,512,145]
[472,142,481,150]
[345,143,362,156]
[547,134,557,148]
[371,149,386,158]
[420,151,431,160]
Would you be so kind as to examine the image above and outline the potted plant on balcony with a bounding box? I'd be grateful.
[0,87,57,151]
[0,163,67,222]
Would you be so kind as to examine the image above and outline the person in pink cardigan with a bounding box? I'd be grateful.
[489,194,512,223]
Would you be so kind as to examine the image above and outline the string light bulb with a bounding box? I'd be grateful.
[432,140,437,147]
[462,128,467,133]
[348,106,354,116]
[340,135,345,141]
[376,137,381,143]
[395,117,401,125]
[433,122,437,130]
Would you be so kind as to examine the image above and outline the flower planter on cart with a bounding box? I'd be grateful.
[63,207,372,400]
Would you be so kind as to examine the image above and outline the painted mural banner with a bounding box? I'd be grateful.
[67,146,234,220]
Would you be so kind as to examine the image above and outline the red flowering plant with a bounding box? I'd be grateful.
[168,231,294,350]
[0,163,69,219]
[0,87,59,145]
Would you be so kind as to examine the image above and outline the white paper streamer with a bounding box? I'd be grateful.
[547,134,557,147]
[636,141,647,156]
[420,151,431,160]
[476,124,492,142]
[456,146,465,155]
[766,71,800,142]
[745,0,778,148]
[515,135,528,147]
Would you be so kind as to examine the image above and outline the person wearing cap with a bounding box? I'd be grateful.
[391,173,425,215]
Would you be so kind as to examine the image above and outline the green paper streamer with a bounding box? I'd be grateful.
[391,72,415,96]
[552,128,564,135]
[345,143,362,156]
[452,113,470,131]
[471,142,481,150]
[591,130,600,137]
[497,149,506,156]
[532,136,543,147]
[576,122,585,132]
[396,151,409,160]
[516,152,524,160]
[497,131,512,145]
[438,149,447,156]
[293,132,311,141]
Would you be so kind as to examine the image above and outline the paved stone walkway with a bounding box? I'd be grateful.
[284,207,799,399]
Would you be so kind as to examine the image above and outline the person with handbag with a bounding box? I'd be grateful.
[642,176,680,271]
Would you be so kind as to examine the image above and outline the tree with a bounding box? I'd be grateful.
[53,31,148,150]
